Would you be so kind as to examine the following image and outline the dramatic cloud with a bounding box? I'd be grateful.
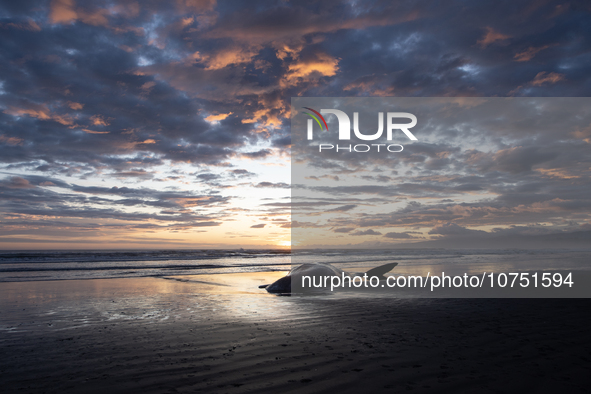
[0,0,589,248]
[291,97,591,248]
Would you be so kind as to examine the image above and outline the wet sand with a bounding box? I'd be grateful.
[1,274,591,393]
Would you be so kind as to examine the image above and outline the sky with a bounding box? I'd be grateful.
[0,0,590,249]
[291,97,591,249]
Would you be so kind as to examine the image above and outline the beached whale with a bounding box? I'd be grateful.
[259,262,398,293]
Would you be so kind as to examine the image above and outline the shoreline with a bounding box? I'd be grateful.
[1,274,591,393]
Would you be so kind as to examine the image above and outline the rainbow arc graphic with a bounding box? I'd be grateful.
[303,107,328,131]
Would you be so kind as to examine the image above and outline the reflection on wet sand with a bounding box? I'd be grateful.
[2,273,591,393]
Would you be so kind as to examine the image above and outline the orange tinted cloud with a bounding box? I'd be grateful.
[141,81,156,91]
[90,115,109,126]
[80,9,109,26]
[5,177,35,189]
[49,0,77,24]
[477,27,510,48]
[535,168,580,179]
[67,101,84,110]
[514,45,550,61]
[5,104,75,126]
[49,0,114,27]
[241,109,283,130]
[531,71,565,86]
[194,47,260,70]
[2,18,42,31]
[282,52,339,86]
[175,0,218,30]
[0,135,24,145]
[205,112,232,122]
[176,0,217,12]
[203,9,419,44]
[109,2,140,18]
[344,80,395,96]
[5,105,51,120]
[509,71,566,95]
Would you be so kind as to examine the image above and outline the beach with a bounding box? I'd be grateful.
[2,2,591,393]
[2,274,591,393]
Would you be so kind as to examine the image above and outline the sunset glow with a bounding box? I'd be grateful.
[1,1,590,249]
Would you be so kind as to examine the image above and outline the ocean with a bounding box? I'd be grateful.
[1,248,589,283]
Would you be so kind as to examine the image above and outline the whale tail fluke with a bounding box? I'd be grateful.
[365,262,398,279]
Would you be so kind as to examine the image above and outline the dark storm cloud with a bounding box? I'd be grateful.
[196,172,221,182]
[271,135,291,147]
[326,204,357,212]
[241,149,273,159]
[228,169,255,178]
[383,232,416,239]
[0,9,246,172]
[350,229,382,236]
[1,0,590,174]
[254,182,290,189]
[331,2,591,97]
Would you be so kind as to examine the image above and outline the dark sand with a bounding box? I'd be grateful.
[1,274,590,393]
